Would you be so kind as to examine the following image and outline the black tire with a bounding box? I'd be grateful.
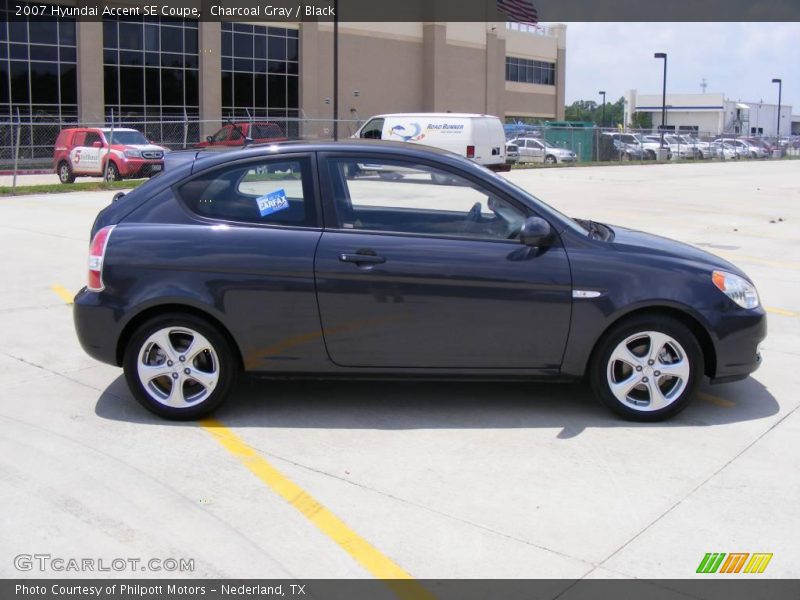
[123,313,239,420]
[646,150,656,160]
[544,154,557,165]
[104,161,121,182]
[589,314,703,422]
[58,161,75,184]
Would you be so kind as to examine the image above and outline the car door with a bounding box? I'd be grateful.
[314,153,572,370]
[527,139,545,162]
[70,131,104,175]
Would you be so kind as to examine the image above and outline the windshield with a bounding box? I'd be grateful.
[104,130,149,145]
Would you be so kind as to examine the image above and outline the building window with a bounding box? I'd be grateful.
[0,1,77,158]
[103,16,199,145]
[505,56,555,86]
[221,23,299,127]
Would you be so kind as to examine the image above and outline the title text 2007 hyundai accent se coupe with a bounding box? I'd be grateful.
[74,140,766,421]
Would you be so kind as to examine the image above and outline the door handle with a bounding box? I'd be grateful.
[339,253,386,265]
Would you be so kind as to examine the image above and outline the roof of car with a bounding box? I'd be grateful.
[206,138,465,158]
[368,113,497,119]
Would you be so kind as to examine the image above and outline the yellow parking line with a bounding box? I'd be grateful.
[766,306,799,318]
[200,419,434,599]
[51,284,74,304]
[698,393,736,408]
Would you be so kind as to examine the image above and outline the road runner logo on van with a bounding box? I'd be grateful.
[426,123,465,132]
[389,123,425,142]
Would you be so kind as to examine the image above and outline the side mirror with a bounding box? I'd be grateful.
[206,135,214,143]
[92,141,103,148]
[519,216,553,248]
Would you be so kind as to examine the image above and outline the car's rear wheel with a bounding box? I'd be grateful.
[123,313,238,420]
[589,315,702,421]
[104,161,121,182]
[58,161,75,184]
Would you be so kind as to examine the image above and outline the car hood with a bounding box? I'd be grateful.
[608,225,746,277]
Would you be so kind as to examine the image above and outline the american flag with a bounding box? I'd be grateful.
[497,0,538,25]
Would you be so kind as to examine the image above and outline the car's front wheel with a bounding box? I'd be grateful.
[589,315,702,421]
[104,161,121,182]
[544,154,557,165]
[123,313,238,420]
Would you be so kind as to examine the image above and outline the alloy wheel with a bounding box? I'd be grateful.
[136,326,219,408]
[606,330,690,412]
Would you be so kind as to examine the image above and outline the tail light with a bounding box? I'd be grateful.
[87,225,115,291]
[466,145,475,158]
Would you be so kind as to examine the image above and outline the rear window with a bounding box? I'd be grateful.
[177,157,317,227]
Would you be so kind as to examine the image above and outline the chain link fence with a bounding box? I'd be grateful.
[2,118,798,181]
[0,116,364,168]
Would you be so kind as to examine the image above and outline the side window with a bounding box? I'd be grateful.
[84,132,102,146]
[230,127,244,141]
[360,118,384,140]
[326,158,527,241]
[72,131,87,146]
[178,158,316,227]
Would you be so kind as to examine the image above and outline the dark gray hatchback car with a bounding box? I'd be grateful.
[74,140,766,421]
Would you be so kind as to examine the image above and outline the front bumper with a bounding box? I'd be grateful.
[708,306,767,383]
[118,159,164,178]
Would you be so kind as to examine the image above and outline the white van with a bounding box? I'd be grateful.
[353,113,508,170]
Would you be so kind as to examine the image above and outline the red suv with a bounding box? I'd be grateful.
[53,127,166,184]
[196,122,287,148]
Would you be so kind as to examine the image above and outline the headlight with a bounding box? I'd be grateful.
[712,270,759,309]
[124,149,141,158]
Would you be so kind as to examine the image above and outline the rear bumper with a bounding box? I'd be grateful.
[73,288,122,366]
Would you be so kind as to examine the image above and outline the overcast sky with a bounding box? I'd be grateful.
[558,22,799,111]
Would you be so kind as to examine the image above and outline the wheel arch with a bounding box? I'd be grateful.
[587,305,717,379]
[115,303,244,369]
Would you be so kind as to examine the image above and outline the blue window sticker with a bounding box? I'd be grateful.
[256,188,290,217]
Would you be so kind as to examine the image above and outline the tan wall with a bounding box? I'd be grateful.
[302,24,425,129]
[302,23,563,122]
[76,20,104,124]
[198,21,221,137]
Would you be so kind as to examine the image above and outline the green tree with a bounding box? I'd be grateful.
[564,97,626,127]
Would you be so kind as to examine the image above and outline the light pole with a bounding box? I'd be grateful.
[772,78,782,152]
[654,53,667,151]
[598,91,606,127]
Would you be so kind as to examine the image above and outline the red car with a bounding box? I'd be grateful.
[54,127,166,184]
[196,122,287,148]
